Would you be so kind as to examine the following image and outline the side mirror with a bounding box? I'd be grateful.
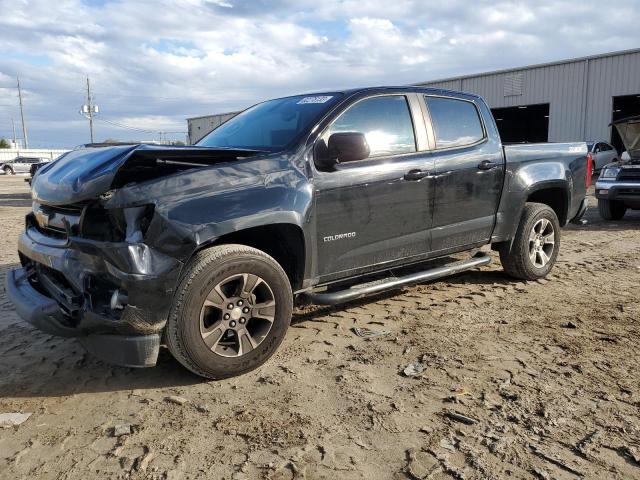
[328,132,370,164]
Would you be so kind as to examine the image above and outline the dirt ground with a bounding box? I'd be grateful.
[0,175,639,480]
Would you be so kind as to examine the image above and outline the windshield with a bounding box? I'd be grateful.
[615,119,640,157]
[197,93,343,151]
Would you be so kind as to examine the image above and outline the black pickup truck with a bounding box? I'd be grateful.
[7,87,590,379]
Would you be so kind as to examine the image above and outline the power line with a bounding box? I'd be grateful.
[94,116,186,135]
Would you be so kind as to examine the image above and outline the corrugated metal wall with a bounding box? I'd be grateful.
[418,50,640,143]
[585,51,640,141]
[188,112,239,144]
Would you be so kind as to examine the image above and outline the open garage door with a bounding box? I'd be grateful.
[612,95,640,153]
[491,103,549,143]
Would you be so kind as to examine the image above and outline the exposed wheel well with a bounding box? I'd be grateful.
[526,187,568,225]
[204,224,305,291]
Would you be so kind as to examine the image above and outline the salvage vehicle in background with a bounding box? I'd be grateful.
[25,159,53,185]
[1,156,48,175]
[596,115,640,220]
[587,141,618,171]
[6,87,590,379]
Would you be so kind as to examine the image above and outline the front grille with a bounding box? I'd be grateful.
[618,188,640,196]
[618,169,640,182]
[32,202,84,239]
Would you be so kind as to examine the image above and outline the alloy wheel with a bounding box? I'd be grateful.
[199,273,276,357]
[528,218,555,268]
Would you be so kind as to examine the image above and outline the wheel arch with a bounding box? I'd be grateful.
[492,179,569,251]
[191,222,308,292]
[524,181,570,225]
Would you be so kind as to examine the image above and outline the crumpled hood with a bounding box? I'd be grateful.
[32,145,137,205]
[31,144,263,205]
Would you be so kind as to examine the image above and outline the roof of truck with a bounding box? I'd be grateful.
[326,85,478,96]
[264,86,482,105]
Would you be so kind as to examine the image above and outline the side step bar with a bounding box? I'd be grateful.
[302,253,491,305]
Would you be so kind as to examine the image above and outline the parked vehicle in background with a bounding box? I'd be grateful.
[25,160,52,185]
[596,116,640,220]
[6,86,590,379]
[1,156,48,175]
[588,141,618,171]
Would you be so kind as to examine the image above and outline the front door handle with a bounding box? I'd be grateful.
[478,160,499,170]
[404,169,430,181]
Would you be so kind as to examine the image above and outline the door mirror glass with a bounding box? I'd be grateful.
[328,132,370,164]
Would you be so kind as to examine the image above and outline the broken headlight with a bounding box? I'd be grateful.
[80,204,154,242]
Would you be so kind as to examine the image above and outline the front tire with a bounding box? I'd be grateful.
[499,203,560,280]
[598,199,626,221]
[3,166,13,175]
[166,244,293,379]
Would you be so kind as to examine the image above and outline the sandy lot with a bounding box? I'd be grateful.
[0,175,639,480]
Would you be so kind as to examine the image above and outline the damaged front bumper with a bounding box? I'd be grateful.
[6,225,183,367]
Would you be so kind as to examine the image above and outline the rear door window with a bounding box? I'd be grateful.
[328,95,416,158]
[425,96,485,149]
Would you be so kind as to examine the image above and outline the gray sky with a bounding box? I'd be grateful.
[0,0,639,147]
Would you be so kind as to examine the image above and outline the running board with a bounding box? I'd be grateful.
[302,253,491,305]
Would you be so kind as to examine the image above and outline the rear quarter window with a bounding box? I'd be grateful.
[425,96,485,149]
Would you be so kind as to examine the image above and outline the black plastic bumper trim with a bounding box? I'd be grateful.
[6,267,161,368]
[79,333,160,368]
[5,267,79,337]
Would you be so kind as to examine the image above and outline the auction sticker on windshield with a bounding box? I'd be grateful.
[297,96,333,104]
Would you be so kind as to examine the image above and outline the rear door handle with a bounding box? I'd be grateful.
[478,160,499,170]
[404,169,431,181]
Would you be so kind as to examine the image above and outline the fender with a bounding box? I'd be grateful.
[103,155,315,282]
[492,156,572,244]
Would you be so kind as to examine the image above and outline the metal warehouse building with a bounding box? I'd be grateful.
[187,48,640,150]
[187,111,239,144]
[417,48,640,152]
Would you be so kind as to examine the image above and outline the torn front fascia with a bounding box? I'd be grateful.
[63,210,187,335]
[19,205,188,336]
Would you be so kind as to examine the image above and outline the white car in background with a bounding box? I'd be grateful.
[0,156,50,175]
[587,141,618,171]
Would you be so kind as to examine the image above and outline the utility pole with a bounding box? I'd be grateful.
[84,77,96,143]
[80,77,99,143]
[11,118,17,148]
[17,76,28,148]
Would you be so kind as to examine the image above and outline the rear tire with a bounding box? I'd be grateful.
[166,244,293,379]
[499,203,560,281]
[598,199,626,221]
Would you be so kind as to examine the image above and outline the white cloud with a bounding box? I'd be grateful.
[0,0,638,147]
